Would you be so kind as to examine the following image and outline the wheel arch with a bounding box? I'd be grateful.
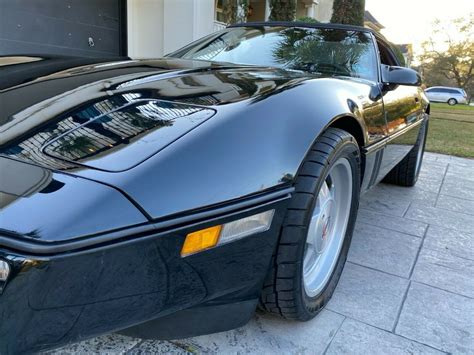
[293,114,367,188]
[328,115,366,149]
[328,115,366,184]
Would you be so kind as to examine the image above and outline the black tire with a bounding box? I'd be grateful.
[383,119,429,187]
[448,98,457,106]
[259,128,361,321]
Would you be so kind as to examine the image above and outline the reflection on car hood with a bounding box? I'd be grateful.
[2,97,216,172]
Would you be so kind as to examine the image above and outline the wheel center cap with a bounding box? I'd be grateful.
[320,200,335,250]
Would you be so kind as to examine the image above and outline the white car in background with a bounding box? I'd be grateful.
[425,86,468,105]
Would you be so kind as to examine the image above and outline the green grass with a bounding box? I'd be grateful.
[426,104,474,158]
[431,102,474,111]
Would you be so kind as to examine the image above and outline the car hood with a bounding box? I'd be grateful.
[0,55,311,221]
[0,55,307,169]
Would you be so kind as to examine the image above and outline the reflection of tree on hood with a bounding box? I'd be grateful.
[272,28,369,77]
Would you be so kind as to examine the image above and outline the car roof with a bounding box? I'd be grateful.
[427,86,463,90]
[229,21,372,34]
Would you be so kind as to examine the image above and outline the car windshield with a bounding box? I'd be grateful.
[169,26,378,81]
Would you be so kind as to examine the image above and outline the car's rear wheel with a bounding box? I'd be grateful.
[259,128,360,320]
[383,119,429,187]
[448,98,457,105]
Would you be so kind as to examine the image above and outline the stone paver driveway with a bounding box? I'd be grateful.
[53,152,474,354]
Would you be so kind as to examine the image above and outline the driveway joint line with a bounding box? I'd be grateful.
[408,225,429,280]
[356,215,426,238]
[435,191,474,202]
[346,261,408,280]
[435,162,449,205]
[392,280,411,333]
[437,192,474,203]
[409,204,474,218]
[422,244,474,262]
[402,200,412,218]
[324,308,448,353]
[356,221,424,240]
[411,280,474,300]
[321,314,346,355]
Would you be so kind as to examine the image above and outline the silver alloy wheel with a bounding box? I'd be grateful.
[303,157,353,297]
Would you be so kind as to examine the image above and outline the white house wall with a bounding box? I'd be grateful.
[191,0,215,43]
[127,0,214,59]
[315,0,334,22]
[127,0,164,58]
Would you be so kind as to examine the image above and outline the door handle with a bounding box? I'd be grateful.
[414,96,420,103]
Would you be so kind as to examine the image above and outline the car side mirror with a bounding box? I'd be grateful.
[381,65,421,86]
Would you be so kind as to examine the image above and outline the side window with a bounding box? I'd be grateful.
[449,89,460,94]
[376,40,398,66]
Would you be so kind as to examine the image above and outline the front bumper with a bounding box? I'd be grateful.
[0,192,290,354]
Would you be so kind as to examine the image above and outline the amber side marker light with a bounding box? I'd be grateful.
[181,225,222,256]
[181,210,275,257]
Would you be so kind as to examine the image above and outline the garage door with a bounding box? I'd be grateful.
[0,0,127,57]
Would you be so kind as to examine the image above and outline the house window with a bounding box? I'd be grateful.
[215,0,226,23]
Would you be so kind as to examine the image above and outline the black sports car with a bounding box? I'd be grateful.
[0,22,429,353]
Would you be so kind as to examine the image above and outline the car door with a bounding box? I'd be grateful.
[375,38,424,179]
[426,88,440,102]
[438,88,451,102]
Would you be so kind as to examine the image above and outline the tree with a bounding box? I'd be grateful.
[222,0,249,24]
[391,45,406,67]
[330,0,365,26]
[269,0,296,21]
[419,15,474,97]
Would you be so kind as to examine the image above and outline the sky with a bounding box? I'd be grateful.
[365,0,473,55]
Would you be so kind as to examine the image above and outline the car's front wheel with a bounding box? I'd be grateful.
[259,128,360,320]
[448,98,458,105]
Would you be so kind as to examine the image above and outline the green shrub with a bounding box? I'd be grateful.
[296,16,319,23]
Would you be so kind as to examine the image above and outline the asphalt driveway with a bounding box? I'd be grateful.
[52,152,474,354]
